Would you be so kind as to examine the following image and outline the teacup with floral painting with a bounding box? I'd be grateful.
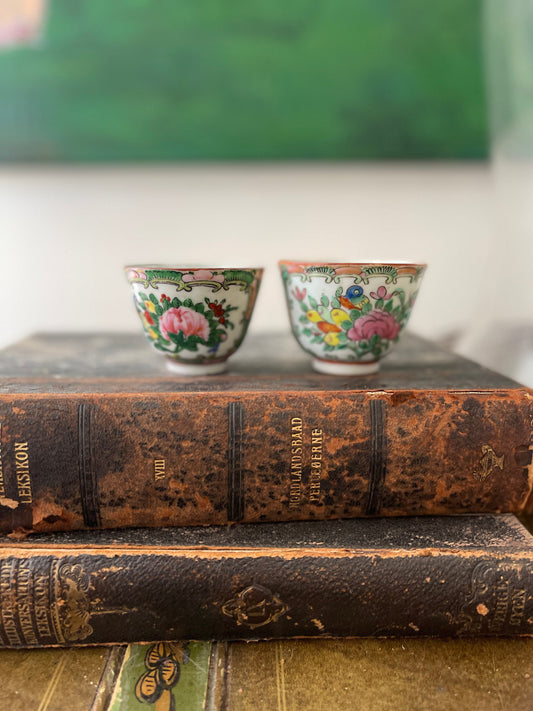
[126,266,263,374]
[279,261,426,374]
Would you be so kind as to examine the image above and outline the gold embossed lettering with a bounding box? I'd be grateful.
[154,459,166,480]
[289,418,303,508]
[488,579,509,632]
[33,575,52,639]
[17,564,38,645]
[0,563,22,646]
[509,589,526,626]
[14,442,32,503]
[309,428,323,502]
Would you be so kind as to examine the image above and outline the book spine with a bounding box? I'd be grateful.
[0,545,531,647]
[0,390,531,533]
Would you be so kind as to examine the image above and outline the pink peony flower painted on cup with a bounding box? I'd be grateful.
[347,311,401,342]
[159,307,210,342]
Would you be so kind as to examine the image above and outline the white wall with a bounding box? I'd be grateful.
[1,161,531,382]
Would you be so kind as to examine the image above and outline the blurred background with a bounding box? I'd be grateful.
[0,0,532,383]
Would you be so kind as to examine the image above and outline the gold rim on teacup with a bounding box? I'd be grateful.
[279,261,427,375]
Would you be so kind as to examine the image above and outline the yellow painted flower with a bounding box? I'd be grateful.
[306,310,322,323]
[147,328,158,339]
[324,332,340,346]
[145,300,157,313]
[331,308,350,326]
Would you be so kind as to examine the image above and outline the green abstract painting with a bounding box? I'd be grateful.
[0,0,488,161]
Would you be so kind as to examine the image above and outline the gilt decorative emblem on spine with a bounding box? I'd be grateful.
[57,563,93,641]
[54,561,137,644]
[472,445,504,481]
[222,584,288,629]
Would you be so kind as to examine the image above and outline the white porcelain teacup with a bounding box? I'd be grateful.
[126,265,263,374]
[279,261,426,374]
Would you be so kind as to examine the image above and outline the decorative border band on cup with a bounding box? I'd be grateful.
[279,262,426,285]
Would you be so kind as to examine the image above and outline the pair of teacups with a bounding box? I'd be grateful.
[125,262,426,376]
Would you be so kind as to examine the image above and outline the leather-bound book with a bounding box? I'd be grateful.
[0,332,531,534]
[0,515,531,648]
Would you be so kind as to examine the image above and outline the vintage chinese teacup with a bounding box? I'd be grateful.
[126,266,263,374]
[279,261,426,374]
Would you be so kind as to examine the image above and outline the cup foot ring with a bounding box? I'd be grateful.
[311,358,379,375]
[165,358,227,375]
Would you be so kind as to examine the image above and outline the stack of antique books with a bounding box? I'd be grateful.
[0,331,531,649]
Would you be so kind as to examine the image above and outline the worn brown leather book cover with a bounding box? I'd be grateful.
[0,514,530,648]
[0,332,531,534]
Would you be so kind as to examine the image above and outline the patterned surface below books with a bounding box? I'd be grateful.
[0,639,531,710]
